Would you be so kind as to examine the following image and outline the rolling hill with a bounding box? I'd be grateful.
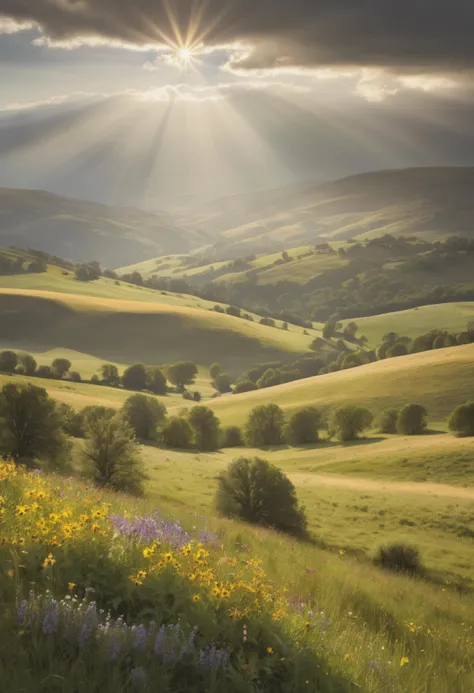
[208,343,474,425]
[184,167,474,257]
[0,288,318,370]
[0,188,210,266]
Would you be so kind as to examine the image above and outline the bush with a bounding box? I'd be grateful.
[329,406,373,442]
[68,371,82,382]
[226,305,241,318]
[187,406,221,451]
[146,366,167,395]
[234,380,258,394]
[122,363,147,391]
[122,394,167,441]
[36,365,53,379]
[160,416,193,449]
[216,457,307,536]
[0,350,18,374]
[396,404,427,435]
[0,383,69,466]
[221,425,244,448]
[58,403,85,438]
[81,405,116,432]
[386,342,408,358]
[209,363,223,380]
[284,407,321,445]
[100,364,121,387]
[256,368,281,389]
[448,401,474,437]
[375,543,422,575]
[82,416,146,494]
[376,408,399,434]
[193,391,201,402]
[244,404,285,447]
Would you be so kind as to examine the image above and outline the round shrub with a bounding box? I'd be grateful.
[396,404,427,435]
[221,425,244,448]
[448,401,474,437]
[187,406,221,451]
[376,408,399,434]
[375,543,422,575]
[244,404,285,447]
[122,394,167,441]
[329,405,373,442]
[386,342,408,358]
[234,380,258,394]
[284,407,321,445]
[160,416,193,449]
[216,457,307,536]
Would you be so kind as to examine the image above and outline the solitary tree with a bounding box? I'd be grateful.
[396,404,427,435]
[122,363,147,391]
[0,351,18,374]
[329,405,373,442]
[216,457,307,536]
[0,383,68,465]
[448,401,474,437]
[122,394,167,440]
[82,417,146,494]
[160,416,193,448]
[52,358,72,379]
[244,404,286,447]
[284,407,321,445]
[100,364,121,387]
[187,406,221,451]
[18,352,37,376]
[167,362,198,390]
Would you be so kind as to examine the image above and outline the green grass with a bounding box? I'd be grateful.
[208,343,474,425]
[0,288,318,371]
[344,303,474,345]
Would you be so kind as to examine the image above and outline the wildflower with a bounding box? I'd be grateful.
[143,547,154,559]
[136,570,147,580]
[192,595,200,603]
[16,505,28,516]
[130,667,148,690]
[42,599,59,635]
[400,657,409,668]
[163,552,173,563]
[132,624,148,651]
[7,569,14,578]
[129,575,143,586]
[68,582,76,592]
[267,647,274,654]
[344,653,352,661]
[43,553,56,567]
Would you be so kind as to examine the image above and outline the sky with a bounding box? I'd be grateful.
[1,1,474,210]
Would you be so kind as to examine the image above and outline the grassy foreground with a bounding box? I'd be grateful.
[1,457,474,692]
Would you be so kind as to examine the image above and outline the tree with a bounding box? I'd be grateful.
[213,372,232,394]
[81,405,116,432]
[68,371,82,382]
[100,364,121,387]
[36,365,53,379]
[448,401,474,437]
[256,368,281,389]
[244,404,285,447]
[322,319,341,340]
[82,417,146,494]
[226,305,241,318]
[234,380,258,394]
[167,362,198,389]
[310,337,326,352]
[0,351,18,374]
[375,543,422,575]
[329,405,373,442]
[432,335,446,349]
[222,426,244,448]
[396,404,427,435]
[216,457,307,536]
[282,251,290,262]
[376,408,399,434]
[284,407,321,445]
[160,416,193,448]
[122,363,147,391]
[52,358,71,379]
[0,383,68,465]
[122,394,167,441]
[58,403,85,438]
[209,363,223,380]
[187,406,221,451]
[146,366,167,395]
[376,343,389,360]
[386,342,408,358]
[18,352,37,376]
[343,322,358,342]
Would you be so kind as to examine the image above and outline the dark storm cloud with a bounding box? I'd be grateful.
[1,0,474,73]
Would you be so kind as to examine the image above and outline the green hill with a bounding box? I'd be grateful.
[0,188,209,266]
[208,343,474,425]
[0,289,318,370]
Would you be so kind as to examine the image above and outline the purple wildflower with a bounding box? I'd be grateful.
[42,599,59,635]
[109,512,191,547]
[130,667,148,690]
[16,599,28,626]
[132,624,148,652]
[198,644,229,672]
[78,602,98,648]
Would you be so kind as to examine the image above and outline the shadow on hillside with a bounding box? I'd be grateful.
[287,436,387,452]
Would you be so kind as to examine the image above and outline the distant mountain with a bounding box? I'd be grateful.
[184,167,474,258]
[0,188,211,267]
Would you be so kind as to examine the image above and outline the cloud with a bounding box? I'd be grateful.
[2,0,474,78]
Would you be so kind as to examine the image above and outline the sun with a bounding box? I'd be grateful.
[178,47,193,63]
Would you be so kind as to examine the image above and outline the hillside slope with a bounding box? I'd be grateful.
[0,289,316,369]
[209,343,474,425]
[187,167,474,256]
[0,188,208,266]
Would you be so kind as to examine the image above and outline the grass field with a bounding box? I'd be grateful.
[344,303,474,345]
[0,288,318,371]
[209,343,474,425]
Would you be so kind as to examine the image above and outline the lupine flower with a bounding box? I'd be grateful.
[130,667,148,690]
[198,644,230,672]
[42,599,59,635]
[132,624,148,651]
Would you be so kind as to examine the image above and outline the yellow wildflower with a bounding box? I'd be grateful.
[267,647,274,654]
[43,553,56,567]
[400,657,409,668]
[192,595,200,603]
[68,582,76,592]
